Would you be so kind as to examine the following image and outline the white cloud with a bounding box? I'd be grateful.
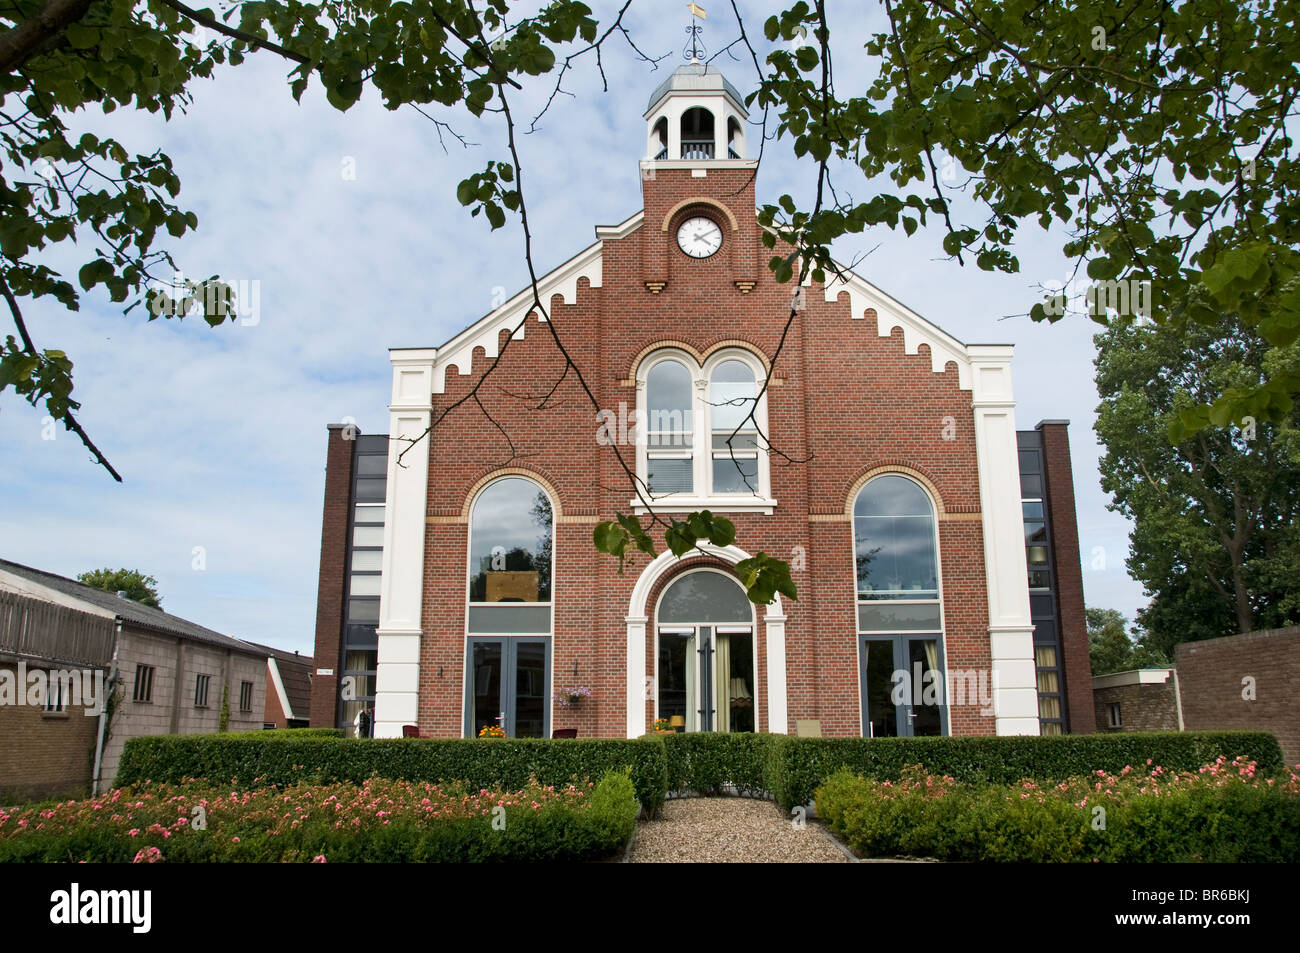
[1,1,1147,650]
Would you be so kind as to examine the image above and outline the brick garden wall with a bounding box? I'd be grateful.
[1176,627,1300,767]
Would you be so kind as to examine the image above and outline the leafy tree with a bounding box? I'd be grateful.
[752,0,1300,437]
[77,567,162,608]
[1087,607,1171,675]
[1087,607,1134,676]
[1095,314,1300,645]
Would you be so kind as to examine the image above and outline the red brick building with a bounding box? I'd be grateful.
[310,64,1092,740]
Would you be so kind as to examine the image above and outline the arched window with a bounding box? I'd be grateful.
[727,117,743,159]
[467,476,552,633]
[854,475,939,614]
[651,117,668,160]
[853,474,945,738]
[634,348,771,505]
[464,476,553,739]
[709,359,758,494]
[680,107,715,159]
[645,358,694,494]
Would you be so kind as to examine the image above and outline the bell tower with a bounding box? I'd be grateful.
[636,19,759,295]
[643,62,749,163]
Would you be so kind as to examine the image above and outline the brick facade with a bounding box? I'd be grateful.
[409,164,1002,740]
[0,662,101,802]
[1038,421,1095,731]
[309,424,356,727]
[1175,627,1300,767]
[332,67,1093,742]
[1092,673,1181,734]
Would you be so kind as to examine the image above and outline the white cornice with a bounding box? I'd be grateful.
[595,211,643,241]
[639,159,759,172]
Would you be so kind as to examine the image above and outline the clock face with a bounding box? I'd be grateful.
[676,216,723,259]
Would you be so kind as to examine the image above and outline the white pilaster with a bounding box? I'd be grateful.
[374,349,436,739]
[969,347,1039,736]
[626,616,648,738]
[764,612,788,734]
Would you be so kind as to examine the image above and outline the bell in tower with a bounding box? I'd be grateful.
[643,13,748,163]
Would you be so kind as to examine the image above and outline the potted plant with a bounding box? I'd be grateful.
[557,686,592,708]
[478,724,506,738]
[651,717,673,734]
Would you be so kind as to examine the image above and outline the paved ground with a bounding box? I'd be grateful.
[626,797,851,863]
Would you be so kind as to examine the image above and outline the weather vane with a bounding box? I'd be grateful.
[684,3,707,63]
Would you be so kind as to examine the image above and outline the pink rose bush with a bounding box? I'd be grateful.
[0,773,636,863]
[816,758,1300,863]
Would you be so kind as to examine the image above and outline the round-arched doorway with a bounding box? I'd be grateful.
[654,568,756,732]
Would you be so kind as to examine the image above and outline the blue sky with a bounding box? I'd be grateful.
[0,2,1146,651]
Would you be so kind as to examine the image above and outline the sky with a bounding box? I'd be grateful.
[0,1,1147,652]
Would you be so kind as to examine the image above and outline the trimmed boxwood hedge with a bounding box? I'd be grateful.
[117,735,667,814]
[115,729,1283,817]
[765,731,1285,811]
[656,732,774,797]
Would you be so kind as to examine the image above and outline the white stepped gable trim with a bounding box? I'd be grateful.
[430,216,646,394]
[821,266,974,391]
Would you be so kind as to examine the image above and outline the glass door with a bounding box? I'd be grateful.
[466,638,550,737]
[859,635,946,737]
[657,625,755,732]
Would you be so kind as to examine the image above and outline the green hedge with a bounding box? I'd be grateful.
[656,732,775,797]
[220,728,344,740]
[115,729,1283,817]
[766,731,1285,810]
[117,735,667,814]
[815,768,1300,862]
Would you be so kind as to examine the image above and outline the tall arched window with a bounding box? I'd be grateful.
[853,475,946,738]
[465,476,553,739]
[467,476,553,632]
[709,359,758,493]
[645,358,694,494]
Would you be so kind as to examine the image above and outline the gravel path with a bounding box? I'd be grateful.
[627,797,850,863]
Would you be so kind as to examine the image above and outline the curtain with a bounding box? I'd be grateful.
[714,631,731,732]
[922,639,938,674]
[684,634,698,733]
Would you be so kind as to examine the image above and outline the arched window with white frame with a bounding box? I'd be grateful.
[708,358,759,494]
[644,357,695,495]
[634,347,771,508]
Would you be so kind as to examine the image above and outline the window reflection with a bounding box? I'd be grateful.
[469,478,553,603]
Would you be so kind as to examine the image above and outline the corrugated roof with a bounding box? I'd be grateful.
[0,558,266,658]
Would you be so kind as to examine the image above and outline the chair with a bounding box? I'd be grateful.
[552,728,578,739]
[402,724,420,738]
